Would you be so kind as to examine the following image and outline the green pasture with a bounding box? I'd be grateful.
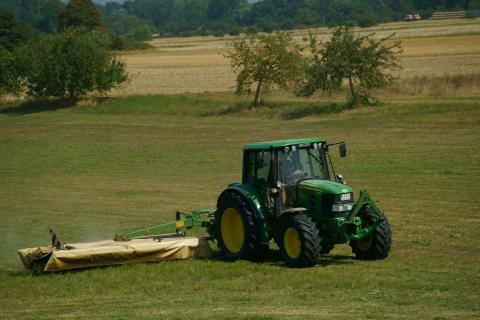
[0,95,479,319]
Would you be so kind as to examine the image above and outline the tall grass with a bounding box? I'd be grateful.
[392,73,480,97]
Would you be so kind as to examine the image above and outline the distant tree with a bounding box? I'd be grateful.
[468,0,480,9]
[227,31,304,107]
[0,49,22,96]
[207,0,245,19]
[1,0,479,38]
[103,1,123,17]
[256,16,277,32]
[22,0,64,33]
[57,0,106,31]
[17,28,127,100]
[299,26,402,104]
[0,0,64,34]
[106,13,153,41]
[0,12,29,51]
[207,0,229,19]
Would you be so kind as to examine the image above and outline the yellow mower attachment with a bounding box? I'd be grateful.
[18,209,215,274]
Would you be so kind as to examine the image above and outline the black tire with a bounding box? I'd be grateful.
[350,208,392,260]
[276,214,321,268]
[215,191,263,261]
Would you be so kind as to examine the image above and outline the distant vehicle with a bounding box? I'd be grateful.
[404,14,421,21]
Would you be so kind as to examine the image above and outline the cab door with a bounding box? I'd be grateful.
[243,150,274,211]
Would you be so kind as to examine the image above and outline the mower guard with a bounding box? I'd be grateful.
[18,236,211,273]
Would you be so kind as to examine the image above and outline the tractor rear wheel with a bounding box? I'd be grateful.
[350,208,392,260]
[277,214,321,268]
[215,191,263,261]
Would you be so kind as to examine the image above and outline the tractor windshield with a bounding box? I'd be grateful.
[278,146,329,186]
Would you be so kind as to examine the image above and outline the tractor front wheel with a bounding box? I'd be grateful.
[350,208,392,260]
[277,214,321,268]
[215,191,263,261]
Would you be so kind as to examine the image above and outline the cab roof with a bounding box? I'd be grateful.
[244,138,326,151]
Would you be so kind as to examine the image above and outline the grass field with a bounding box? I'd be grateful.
[0,95,479,319]
[1,19,480,320]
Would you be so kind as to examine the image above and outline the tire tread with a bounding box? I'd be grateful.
[215,191,263,261]
[350,208,392,260]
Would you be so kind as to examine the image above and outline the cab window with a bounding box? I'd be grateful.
[245,151,272,185]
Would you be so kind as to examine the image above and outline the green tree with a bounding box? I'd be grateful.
[17,28,127,100]
[0,0,64,34]
[106,13,153,41]
[468,0,480,9]
[227,31,304,107]
[0,49,22,96]
[207,0,245,19]
[57,0,106,31]
[300,26,402,104]
[127,25,152,41]
[0,12,29,51]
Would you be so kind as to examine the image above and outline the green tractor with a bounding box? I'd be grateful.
[214,138,392,267]
[26,138,392,273]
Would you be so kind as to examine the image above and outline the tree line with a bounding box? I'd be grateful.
[92,0,480,36]
[1,0,479,39]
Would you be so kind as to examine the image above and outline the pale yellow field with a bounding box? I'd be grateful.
[116,18,480,95]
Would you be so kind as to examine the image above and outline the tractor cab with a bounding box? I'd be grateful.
[242,138,348,217]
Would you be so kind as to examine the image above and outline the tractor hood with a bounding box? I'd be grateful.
[297,179,353,195]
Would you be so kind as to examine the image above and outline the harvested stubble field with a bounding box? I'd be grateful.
[118,18,480,95]
[0,19,479,320]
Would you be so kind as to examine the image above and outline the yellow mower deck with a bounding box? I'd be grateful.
[18,237,212,273]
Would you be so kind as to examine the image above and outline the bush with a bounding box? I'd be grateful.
[126,25,152,42]
[17,28,127,99]
[227,25,241,36]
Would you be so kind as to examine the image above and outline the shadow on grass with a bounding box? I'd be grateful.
[202,100,357,119]
[6,269,32,277]
[202,102,249,116]
[281,101,355,120]
[0,97,81,115]
[207,248,356,269]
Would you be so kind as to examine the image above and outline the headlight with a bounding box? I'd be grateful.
[340,193,351,201]
[332,203,354,212]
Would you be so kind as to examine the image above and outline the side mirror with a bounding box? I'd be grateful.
[339,143,347,158]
